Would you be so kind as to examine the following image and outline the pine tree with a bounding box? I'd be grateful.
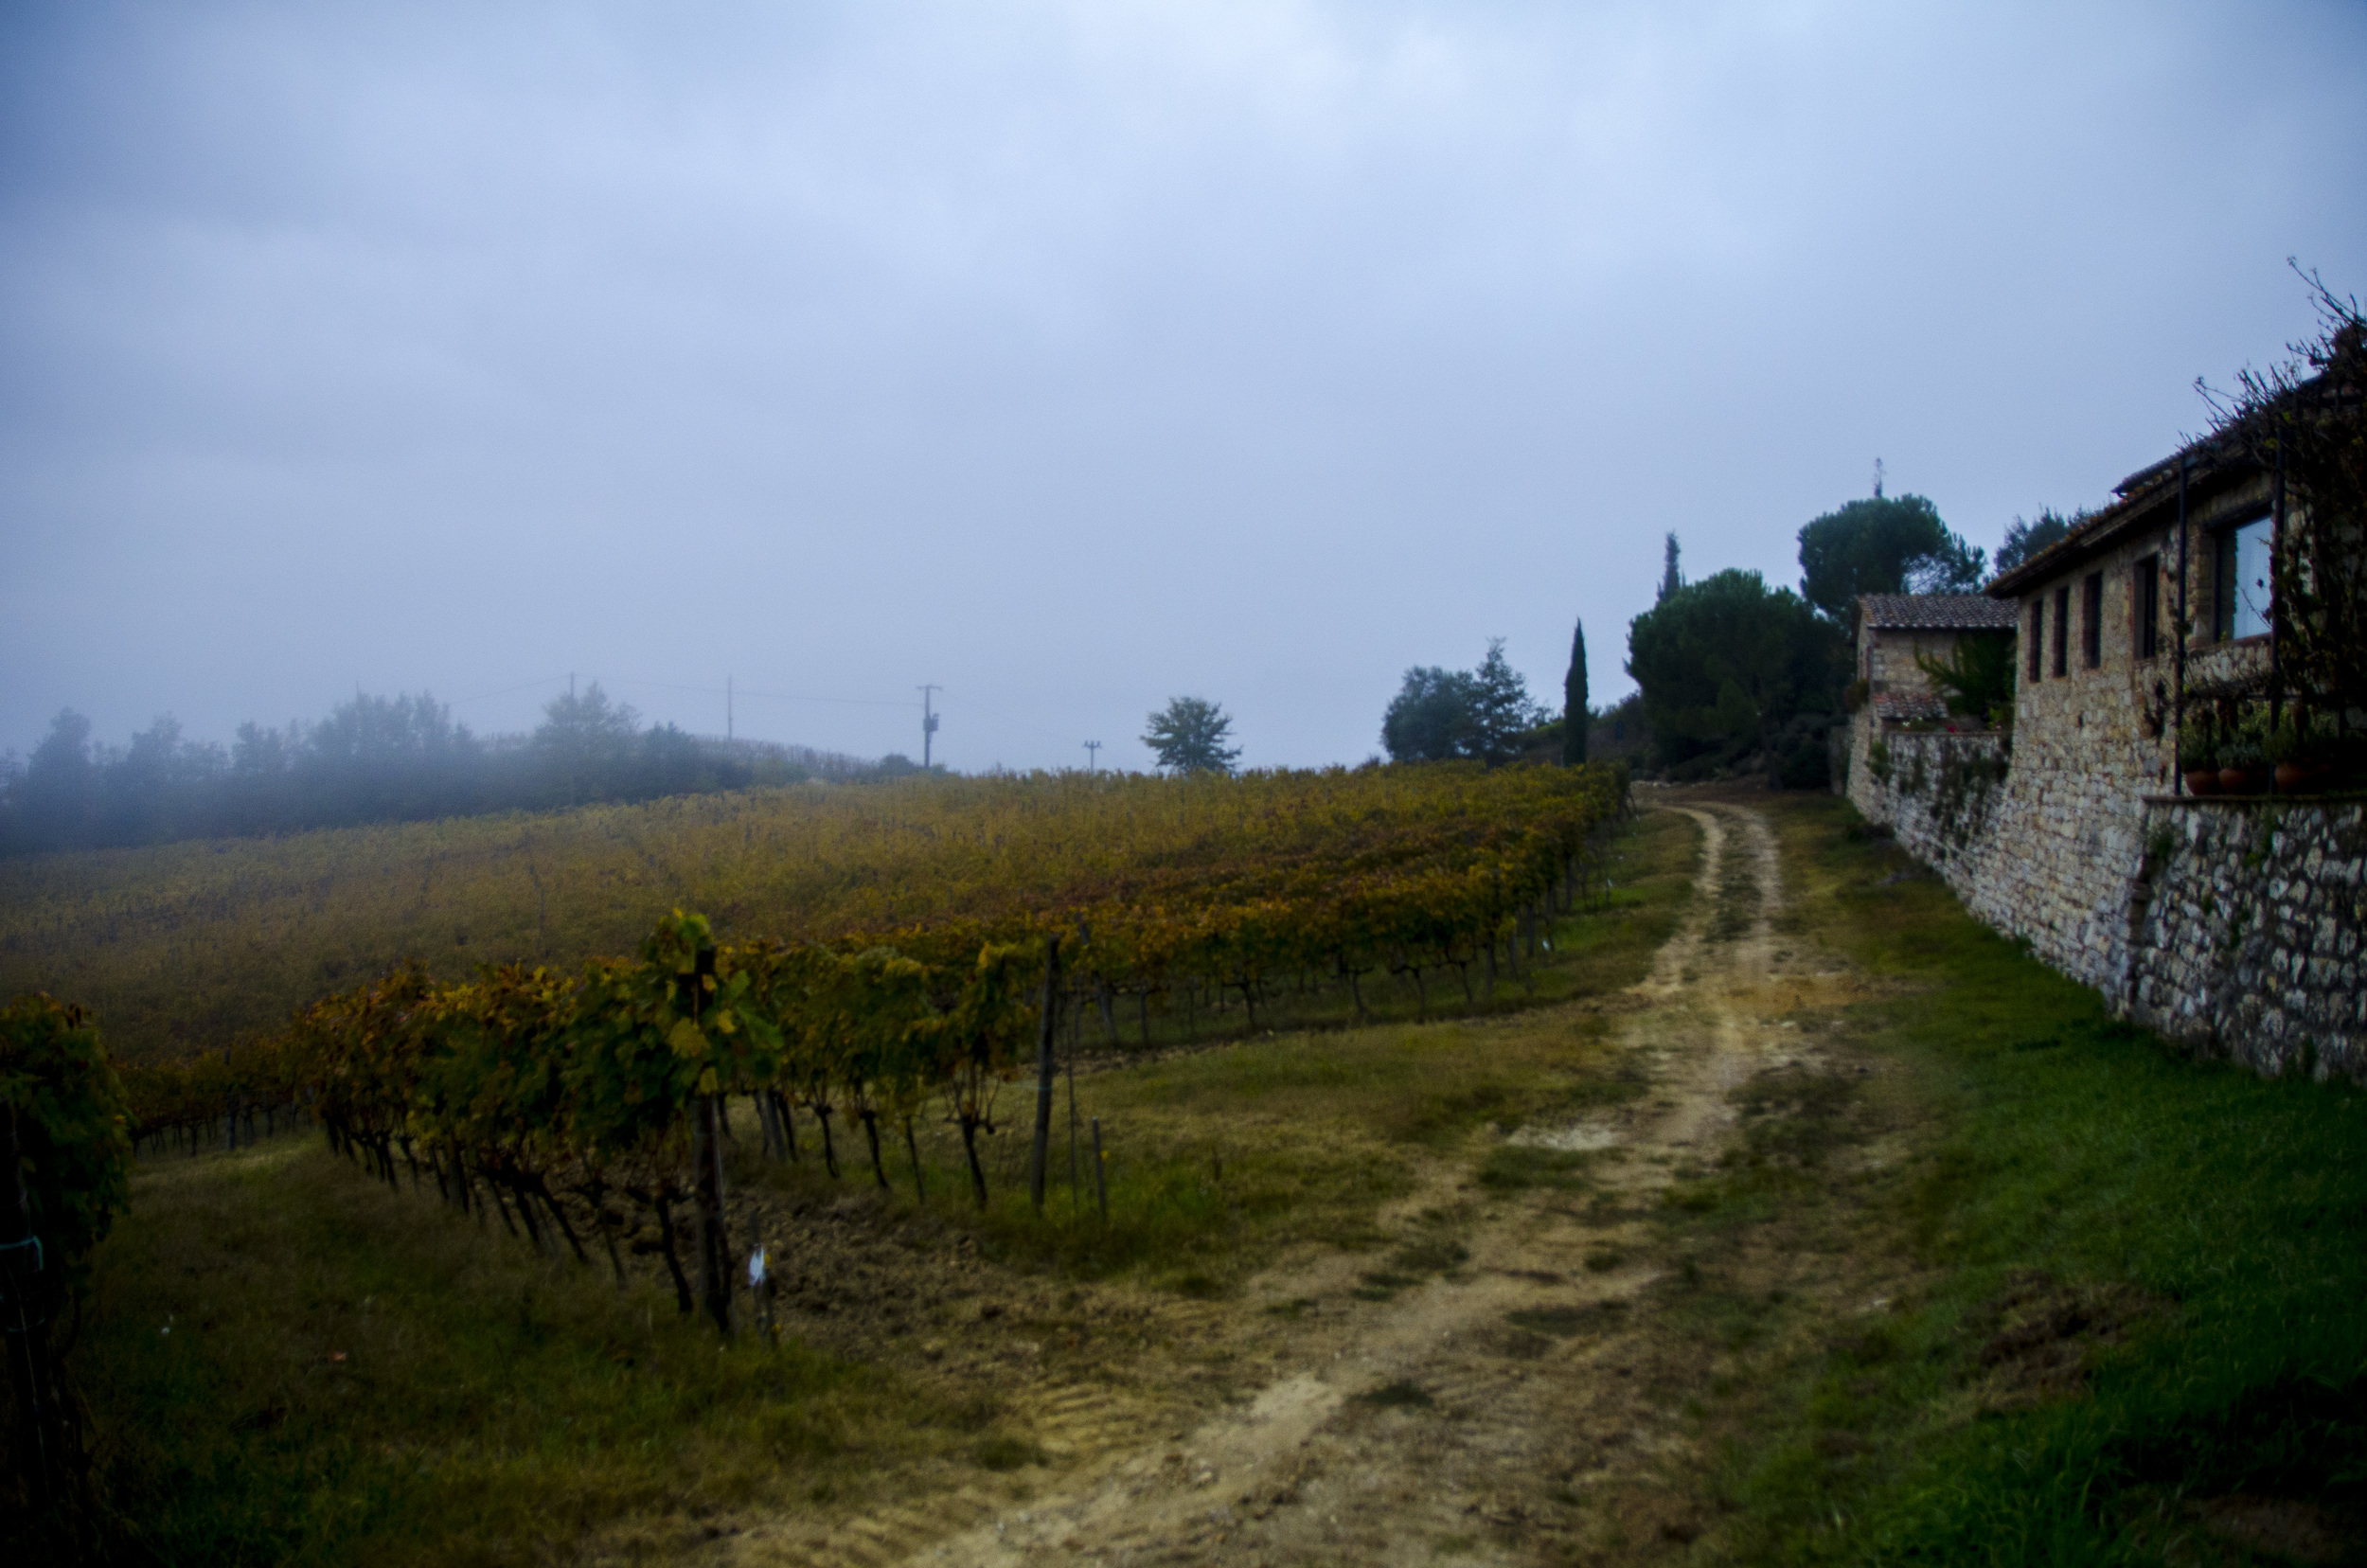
[1562,618,1590,766]
[1659,533,1683,601]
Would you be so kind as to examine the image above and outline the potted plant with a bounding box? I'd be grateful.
[2269,710,2336,795]
[2218,711,2268,796]
[2178,711,2220,795]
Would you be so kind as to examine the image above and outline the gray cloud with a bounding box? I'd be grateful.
[5,0,2364,771]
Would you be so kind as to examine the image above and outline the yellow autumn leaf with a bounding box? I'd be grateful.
[667,1017,708,1059]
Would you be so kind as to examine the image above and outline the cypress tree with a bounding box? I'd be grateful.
[1659,533,1683,601]
[1562,618,1590,766]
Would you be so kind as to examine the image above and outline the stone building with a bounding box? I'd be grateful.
[1852,592,2019,724]
[1839,423,2361,1083]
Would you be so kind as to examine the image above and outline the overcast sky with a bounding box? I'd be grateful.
[5,1,2363,774]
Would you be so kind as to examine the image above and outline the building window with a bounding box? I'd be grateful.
[2213,514,2272,640]
[2136,554,2161,659]
[2081,573,2103,668]
[2052,585,2070,677]
[2028,599,2044,681]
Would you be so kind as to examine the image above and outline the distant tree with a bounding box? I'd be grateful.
[231,721,291,776]
[1627,569,1843,775]
[1143,697,1240,775]
[1562,618,1590,765]
[101,715,226,844]
[1659,533,1683,601]
[306,690,472,766]
[1470,639,1546,765]
[1382,640,1545,765]
[301,690,482,824]
[1797,494,1985,631]
[1993,508,2080,575]
[17,710,97,846]
[534,683,638,804]
[1381,668,1481,762]
[25,710,95,804]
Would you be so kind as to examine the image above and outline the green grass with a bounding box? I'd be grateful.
[1687,794,2367,1565]
[82,1140,889,1568]
[1477,1144,1598,1192]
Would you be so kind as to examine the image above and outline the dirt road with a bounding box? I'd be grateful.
[725,801,1864,1566]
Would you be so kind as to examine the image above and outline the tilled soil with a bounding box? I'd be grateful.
[666,801,1892,1567]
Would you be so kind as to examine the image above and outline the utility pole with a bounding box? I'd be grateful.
[1083,740,1101,774]
[917,685,941,769]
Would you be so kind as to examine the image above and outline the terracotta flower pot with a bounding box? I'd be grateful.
[2183,769,2221,796]
[2219,766,2265,796]
[2274,762,2334,796]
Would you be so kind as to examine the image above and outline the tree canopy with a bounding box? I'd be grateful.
[1142,696,1240,775]
[1993,508,2080,575]
[1381,639,1546,765]
[1627,569,1842,774]
[1797,494,1985,627]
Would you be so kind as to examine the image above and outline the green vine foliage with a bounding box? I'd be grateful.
[1912,633,2016,721]
[0,993,133,1306]
[1929,746,2010,852]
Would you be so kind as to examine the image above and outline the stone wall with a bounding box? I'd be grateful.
[1849,724,2367,1083]
[2127,801,2367,1081]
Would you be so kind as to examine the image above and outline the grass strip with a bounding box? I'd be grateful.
[1694,794,2367,1565]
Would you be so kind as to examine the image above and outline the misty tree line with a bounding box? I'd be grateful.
[0,685,907,857]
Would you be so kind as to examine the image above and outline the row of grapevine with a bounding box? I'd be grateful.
[113,762,1628,1334]
[1,994,133,1546]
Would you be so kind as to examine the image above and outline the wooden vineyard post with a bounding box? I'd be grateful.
[1029,935,1062,1213]
[1091,1116,1108,1221]
[684,944,733,1337]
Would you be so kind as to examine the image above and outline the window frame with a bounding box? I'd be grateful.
[2081,573,2104,668]
[2028,597,2044,682]
[2052,585,2070,677]
[2212,511,2273,641]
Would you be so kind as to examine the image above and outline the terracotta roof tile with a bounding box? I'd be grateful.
[1872,690,1951,721]
[1858,594,2020,632]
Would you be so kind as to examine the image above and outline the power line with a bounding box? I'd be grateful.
[600,676,917,708]
[963,698,1084,745]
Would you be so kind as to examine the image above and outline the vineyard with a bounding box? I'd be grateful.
[97,763,1628,1335]
[3,763,1624,1065]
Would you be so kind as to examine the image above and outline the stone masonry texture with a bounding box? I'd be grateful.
[1846,712,2366,1083]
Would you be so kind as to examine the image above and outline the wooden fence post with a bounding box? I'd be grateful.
[1028,936,1062,1212]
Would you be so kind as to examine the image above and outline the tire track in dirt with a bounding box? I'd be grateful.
[728,800,1851,1567]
